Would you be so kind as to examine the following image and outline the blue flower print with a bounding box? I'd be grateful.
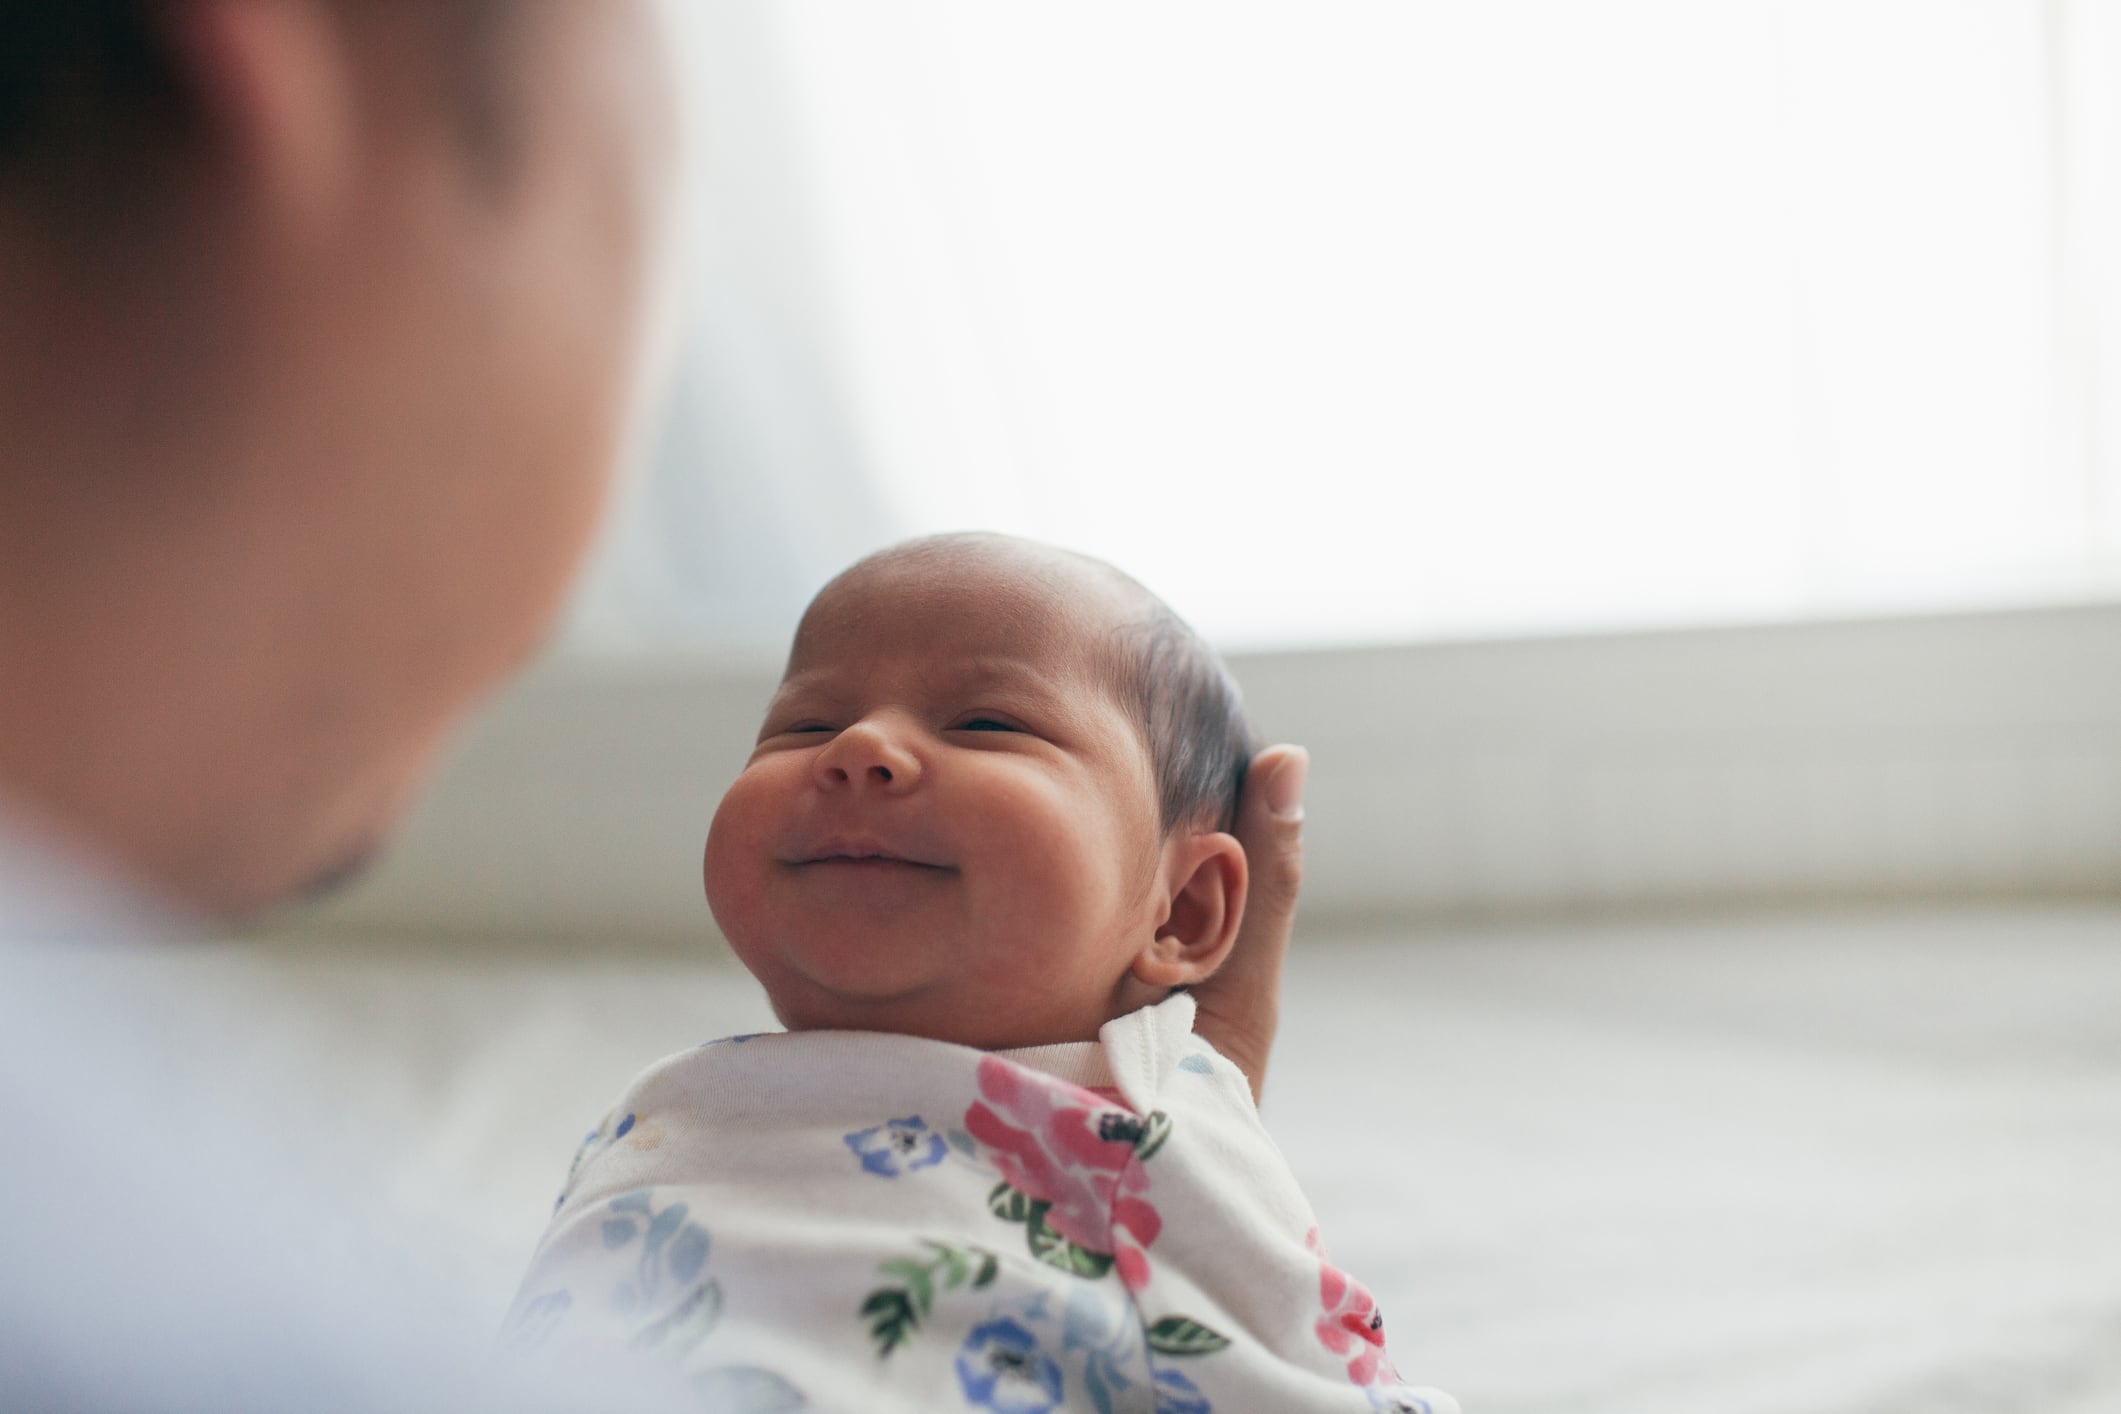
[599,1189,712,1318]
[1366,1391,1436,1414]
[956,1317,1064,1413]
[844,1115,948,1178]
[554,1110,647,1211]
[1153,1368,1212,1414]
[503,1288,572,1349]
[695,1033,766,1049]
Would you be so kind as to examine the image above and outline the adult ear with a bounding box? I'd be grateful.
[1131,831,1249,990]
[153,0,363,233]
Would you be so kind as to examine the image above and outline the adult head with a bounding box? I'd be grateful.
[0,0,676,917]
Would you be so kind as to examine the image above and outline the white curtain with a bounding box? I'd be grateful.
[568,0,2121,655]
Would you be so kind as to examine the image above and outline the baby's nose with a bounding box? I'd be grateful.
[814,715,922,791]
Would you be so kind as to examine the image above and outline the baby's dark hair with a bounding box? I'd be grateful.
[1098,589,1259,835]
[825,532,1258,836]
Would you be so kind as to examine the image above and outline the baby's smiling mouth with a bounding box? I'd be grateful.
[787,838,954,871]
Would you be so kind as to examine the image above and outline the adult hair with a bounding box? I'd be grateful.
[0,0,520,204]
[0,2,187,177]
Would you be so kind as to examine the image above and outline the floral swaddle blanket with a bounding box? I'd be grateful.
[503,993,1457,1414]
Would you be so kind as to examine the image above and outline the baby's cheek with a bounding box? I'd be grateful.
[702,770,779,942]
[972,783,1128,935]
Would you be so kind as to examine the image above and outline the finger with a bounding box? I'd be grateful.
[1237,743,1307,938]
[1195,743,1307,1103]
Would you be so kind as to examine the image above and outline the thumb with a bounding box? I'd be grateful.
[1192,744,1307,1105]
[1240,744,1307,931]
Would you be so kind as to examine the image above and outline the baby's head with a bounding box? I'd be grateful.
[703,532,1257,1050]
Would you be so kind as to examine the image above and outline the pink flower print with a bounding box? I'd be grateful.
[1308,1227,1399,1387]
[963,1056,1163,1290]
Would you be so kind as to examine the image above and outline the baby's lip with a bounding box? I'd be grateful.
[787,835,953,870]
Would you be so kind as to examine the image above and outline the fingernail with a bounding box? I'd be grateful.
[1265,748,1308,821]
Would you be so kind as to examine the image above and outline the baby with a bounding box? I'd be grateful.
[506,534,1456,1414]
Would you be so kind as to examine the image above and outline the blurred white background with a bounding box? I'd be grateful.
[265,8,2121,1412]
[305,0,2121,937]
[579,0,2121,653]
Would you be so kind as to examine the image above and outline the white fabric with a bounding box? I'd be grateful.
[0,807,190,943]
[0,807,679,1414]
[11,874,2115,1413]
[506,992,1460,1413]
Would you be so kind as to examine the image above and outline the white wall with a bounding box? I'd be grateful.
[284,602,2121,943]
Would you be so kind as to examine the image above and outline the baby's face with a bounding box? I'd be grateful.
[703,548,1174,1049]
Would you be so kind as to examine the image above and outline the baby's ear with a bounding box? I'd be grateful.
[1132,830,1249,990]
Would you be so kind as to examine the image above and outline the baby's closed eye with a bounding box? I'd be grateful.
[952,716,1022,733]
[756,720,836,741]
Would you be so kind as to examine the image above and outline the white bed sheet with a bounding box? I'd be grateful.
[147,903,2121,1411]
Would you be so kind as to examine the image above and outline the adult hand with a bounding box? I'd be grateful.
[1192,744,1308,1105]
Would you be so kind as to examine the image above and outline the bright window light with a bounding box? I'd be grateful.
[573,0,2121,653]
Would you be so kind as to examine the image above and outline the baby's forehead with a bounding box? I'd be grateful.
[791,544,1139,671]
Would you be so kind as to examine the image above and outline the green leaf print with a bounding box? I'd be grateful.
[877,1258,935,1313]
[1025,1203,1114,1280]
[1132,1111,1174,1162]
[860,1287,919,1356]
[859,1241,1003,1359]
[988,1180,1035,1223]
[1145,1315,1232,1357]
[931,1243,968,1288]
